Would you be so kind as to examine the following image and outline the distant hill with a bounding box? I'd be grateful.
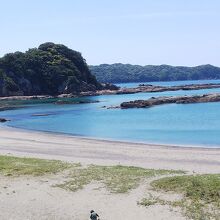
[0,42,102,96]
[90,63,220,83]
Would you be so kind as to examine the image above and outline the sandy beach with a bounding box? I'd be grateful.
[0,126,220,174]
[0,126,220,220]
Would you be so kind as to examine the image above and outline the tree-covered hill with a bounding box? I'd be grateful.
[0,43,102,96]
[90,63,220,83]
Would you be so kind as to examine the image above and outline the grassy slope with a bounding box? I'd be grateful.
[142,175,220,220]
[0,155,181,193]
[57,164,183,193]
[2,155,219,219]
[0,155,70,176]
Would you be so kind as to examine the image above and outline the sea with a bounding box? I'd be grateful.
[1,79,220,148]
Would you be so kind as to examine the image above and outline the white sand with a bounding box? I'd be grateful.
[0,126,220,174]
[0,174,186,220]
[0,126,220,220]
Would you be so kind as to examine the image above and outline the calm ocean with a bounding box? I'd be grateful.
[1,79,220,147]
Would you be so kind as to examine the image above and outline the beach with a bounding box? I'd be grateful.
[0,126,220,219]
[0,126,220,174]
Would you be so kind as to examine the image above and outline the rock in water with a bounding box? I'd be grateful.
[0,118,9,122]
[120,93,220,109]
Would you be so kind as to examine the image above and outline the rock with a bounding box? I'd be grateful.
[0,118,9,123]
[54,100,99,105]
[57,94,77,98]
[80,83,220,97]
[139,84,153,87]
[0,106,23,111]
[119,93,220,109]
[0,95,53,101]
[120,83,220,95]
[31,113,56,117]
[1,83,220,100]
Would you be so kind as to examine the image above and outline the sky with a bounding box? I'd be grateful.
[0,0,220,66]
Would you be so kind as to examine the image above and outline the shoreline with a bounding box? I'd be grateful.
[0,125,220,174]
[4,124,220,150]
[1,82,220,101]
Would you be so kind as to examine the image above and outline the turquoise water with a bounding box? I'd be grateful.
[1,79,220,147]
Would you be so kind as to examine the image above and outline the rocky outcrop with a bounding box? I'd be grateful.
[54,100,99,105]
[119,93,220,109]
[31,113,56,117]
[0,104,24,111]
[0,95,53,101]
[117,83,220,94]
[79,83,220,97]
[0,118,9,122]
[0,95,100,113]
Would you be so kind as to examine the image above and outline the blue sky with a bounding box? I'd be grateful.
[0,0,219,66]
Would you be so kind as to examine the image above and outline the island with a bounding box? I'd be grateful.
[0,42,115,97]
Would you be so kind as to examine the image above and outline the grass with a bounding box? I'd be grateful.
[57,164,183,193]
[152,174,220,205]
[0,155,182,191]
[142,174,220,220]
[1,155,219,219]
[138,193,159,206]
[0,155,71,176]
[0,155,183,194]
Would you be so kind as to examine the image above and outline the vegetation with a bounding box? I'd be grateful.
[0,155,70,176]
[140,174,220,220]
[2,154,220,219]
[57,164,182,193]
[90,63,220,83]
[138,194,159,206]
[0,42,102,96]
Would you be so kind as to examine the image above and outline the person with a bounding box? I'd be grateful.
[90,210,100,220]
